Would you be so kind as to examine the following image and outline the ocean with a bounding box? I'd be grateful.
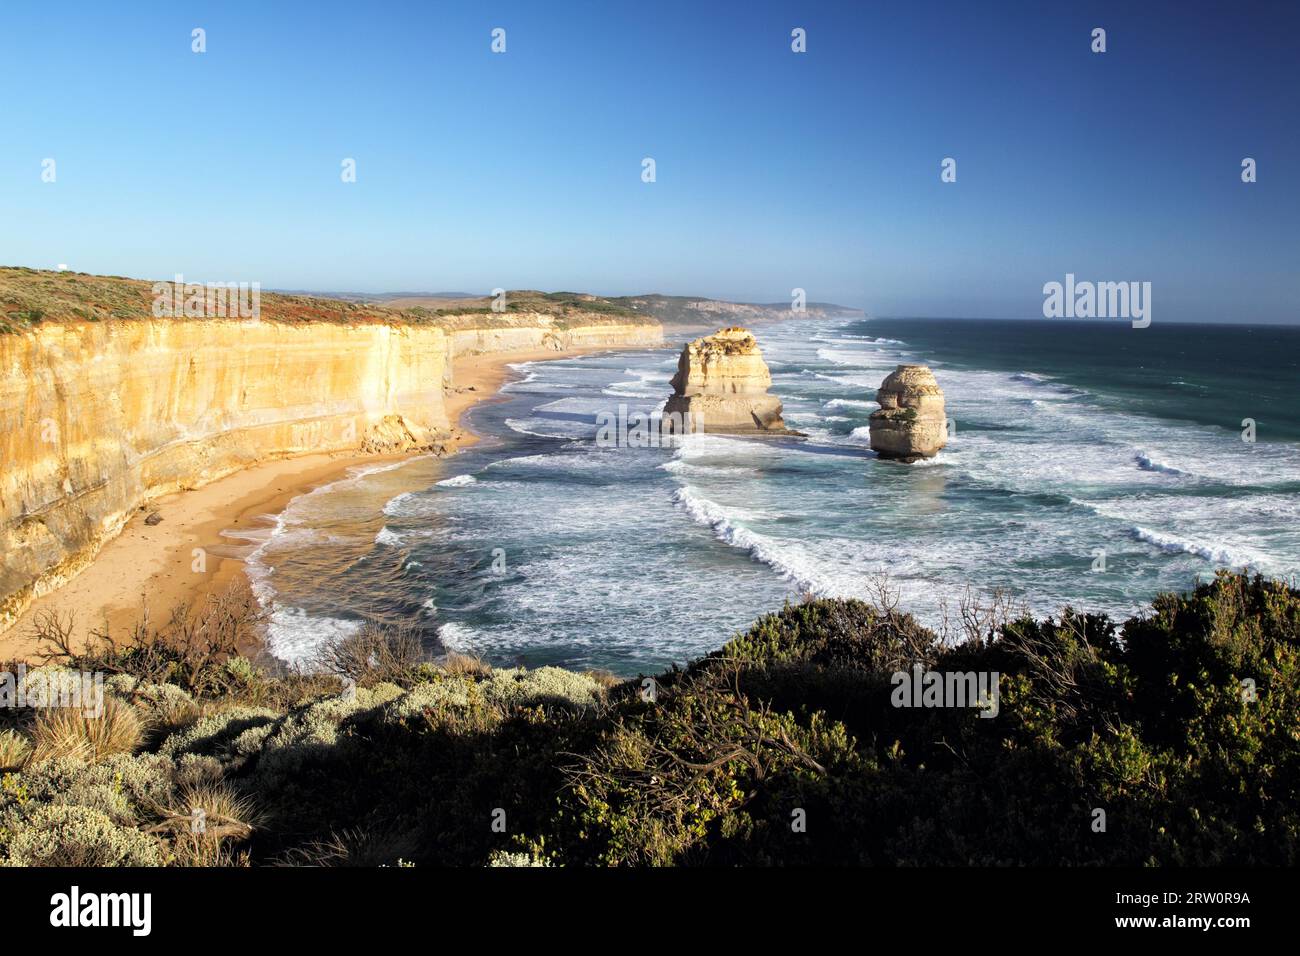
[231,316,1300,675]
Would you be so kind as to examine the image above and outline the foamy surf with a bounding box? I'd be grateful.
[1134,451,1189,477]
[263,606,363,667]
[672,485,840,597]
[233,313,1300,674]
[503,417,595,439]
[437,620,479,654]
[1128,525,1258,568]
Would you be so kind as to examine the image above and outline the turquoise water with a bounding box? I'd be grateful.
[236,317,1300,675]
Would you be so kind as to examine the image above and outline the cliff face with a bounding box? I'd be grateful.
[0,313,661,632]
[662,327,793,434]
[611,294,866,329]
[868,364,948,461]
[444,314,660,360]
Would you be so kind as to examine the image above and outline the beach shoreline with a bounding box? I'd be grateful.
[0,342,633,664]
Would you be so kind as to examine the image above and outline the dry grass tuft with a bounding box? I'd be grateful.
[583,669,623,691]
[29,696,143,764]
[150,781,260,867]
[440,651,492,679]
[0,729,32,769]
[273,827,418,867]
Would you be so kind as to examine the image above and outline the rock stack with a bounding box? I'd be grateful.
[662,327,795,435]
[868,365,948,461]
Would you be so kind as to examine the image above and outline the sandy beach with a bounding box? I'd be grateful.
[0,343,622,663]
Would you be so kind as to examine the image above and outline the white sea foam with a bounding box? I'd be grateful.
[814,370,887,390]
[315,455,432,495]
[240,512,288,609]
[660,459,754,478]
[488,450,622,472]
[382,491,416,516]
[1128,525,1258,568]
[437,621,478,653]
[504,417,594,439]
[672,486,828,595]
[229,453,440,665]
[815,346,899,367]
[1133,451,1188,477]
[601,367,672,399]
[263,607,363,667]
[436,474,478,487]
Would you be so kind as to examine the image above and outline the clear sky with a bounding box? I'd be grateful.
[2,0,1296,322]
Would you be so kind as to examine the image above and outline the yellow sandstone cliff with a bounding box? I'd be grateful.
[0,275,661,633]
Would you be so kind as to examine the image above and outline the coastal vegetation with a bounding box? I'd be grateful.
[0,267,660,332]
[0,268,860,334]
[1,570,1295,866]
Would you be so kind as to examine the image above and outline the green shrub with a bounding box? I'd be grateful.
[381,678,475,721]
[481,667,604,709]
[487,849,550,867]
[0,803,166,866]
[4,570,1295,867]
[158,707,279,763]
[107,675,200,737]
[2,754,176,823]
[253,685,403,784]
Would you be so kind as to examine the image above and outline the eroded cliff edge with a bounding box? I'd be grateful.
[0,277,661,633]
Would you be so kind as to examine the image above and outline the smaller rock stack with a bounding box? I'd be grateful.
[662,327,795,435]
[868,365,948,461]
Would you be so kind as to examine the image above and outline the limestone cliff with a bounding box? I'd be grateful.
[0,302,661,633]
[444,315,660,362]
[662,327,794,435]
[868,364,948,461]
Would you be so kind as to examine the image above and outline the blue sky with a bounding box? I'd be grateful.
[1,0,1296,321]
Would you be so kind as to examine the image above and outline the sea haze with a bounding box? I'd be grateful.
[237,317,1300,674]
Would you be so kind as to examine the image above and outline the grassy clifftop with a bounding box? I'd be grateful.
[610,293,865,326]
[0,268,658,334]
[0,267,860,335]
[2,570,1296,866]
